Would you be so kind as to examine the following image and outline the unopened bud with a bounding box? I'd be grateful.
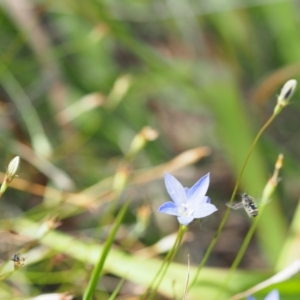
[0,156,20,197]
[112,165,130,192]
[125,127,159,162]
[262,154,283,204]
[274,79,297,114]
[7,156,20,181]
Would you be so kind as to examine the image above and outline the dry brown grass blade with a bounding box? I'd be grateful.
[131,146,211,185]
[3,146,211,208]
[251,63,300,106]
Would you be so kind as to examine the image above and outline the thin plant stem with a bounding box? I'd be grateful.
[148,225,187,300]
[83,201,129,300]
[141,225,187,300]
[108,277,126,300]
[214,207,263,300]
[189,112,278,288]
[139,231,181,300]
[183,254,190,300]
[214,155,283,299]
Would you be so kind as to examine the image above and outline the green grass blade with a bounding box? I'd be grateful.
[83,201,129,300]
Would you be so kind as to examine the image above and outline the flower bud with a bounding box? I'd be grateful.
[7,156,20,181]
[277,79,297,106]
[261,154,283,204]
[0,156,20,196]
[125,127,159,162]
[274,79,297,114]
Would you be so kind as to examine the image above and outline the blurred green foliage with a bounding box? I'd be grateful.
[1,0,300,299]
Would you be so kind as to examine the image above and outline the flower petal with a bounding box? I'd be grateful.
[177,215,194,225]
[193,203,217,219]
[265,290,279,300]
[158,201,179,216]
[164,173,187,205]
[187,173,210,203]
[204,196,211,203]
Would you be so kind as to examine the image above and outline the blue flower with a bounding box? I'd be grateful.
[158,172,217,225]
[248,290,280,300]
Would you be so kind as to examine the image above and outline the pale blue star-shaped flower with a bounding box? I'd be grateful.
[158,172,217,225]
[248,290,279,300]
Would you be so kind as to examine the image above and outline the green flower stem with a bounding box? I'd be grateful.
[215,155,282,299]
[149,225,187,300]
[214,201,268,299]
[142,225,187,300]
[83,201,129,300]
[189,112,278,289]
[140,229,181,299]
[108,277,126,300]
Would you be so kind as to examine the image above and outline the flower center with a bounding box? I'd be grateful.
[178,203,194,217]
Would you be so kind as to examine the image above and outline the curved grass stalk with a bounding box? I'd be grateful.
[189,111,280,289]
[214,154,283,299]
[189,78,296,290]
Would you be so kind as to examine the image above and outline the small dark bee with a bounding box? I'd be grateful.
[226,193,258,218]
[11,253,26,268]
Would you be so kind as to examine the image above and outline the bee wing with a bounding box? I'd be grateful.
[226,201,245,210]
